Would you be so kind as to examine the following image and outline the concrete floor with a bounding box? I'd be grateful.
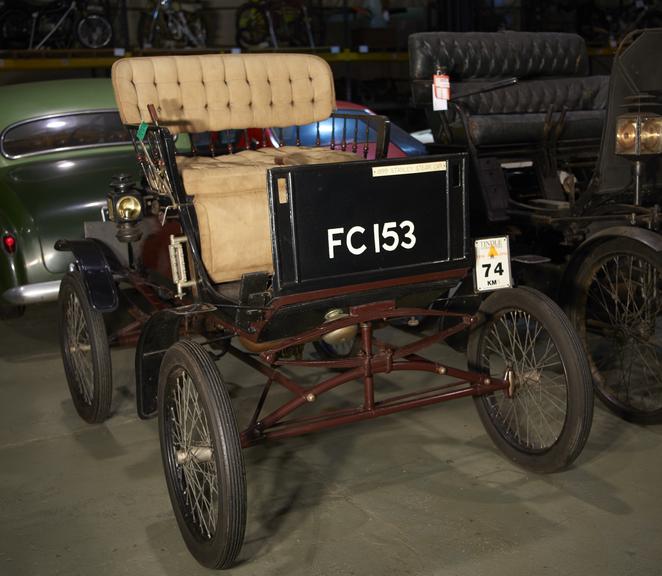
[1,302,661,576]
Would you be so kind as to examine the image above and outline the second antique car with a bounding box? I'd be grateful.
[409,29,662,423]
[56,53,594,569]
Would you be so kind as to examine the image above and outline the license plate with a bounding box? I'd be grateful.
[474,236,512,292]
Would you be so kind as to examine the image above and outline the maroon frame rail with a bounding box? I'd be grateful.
[233,301,509,448]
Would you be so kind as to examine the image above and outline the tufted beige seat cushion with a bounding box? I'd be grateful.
[178,147,359,283]
[111,53,357,284]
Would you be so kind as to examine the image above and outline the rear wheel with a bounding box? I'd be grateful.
[158,340,246,569]
[58,272,112,424]
[568,238,662,423]
[468,287,593,473]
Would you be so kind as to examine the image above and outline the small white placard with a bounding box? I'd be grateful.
[231,47,242,54]
[372,161,447,178]
[330,45,341,54]
[474,236,512,292]
[113,47,126,56]
[358,44,369,53]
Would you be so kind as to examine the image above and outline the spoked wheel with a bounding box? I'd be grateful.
[158,340,246,570]
[468,287,593,473]
[568,238,662,423]
[76,14,112,49]
[58,272,112,424]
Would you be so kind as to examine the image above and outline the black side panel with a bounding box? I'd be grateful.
[54,238,119,311]
[134,310,182,419]
[268,154,469,295]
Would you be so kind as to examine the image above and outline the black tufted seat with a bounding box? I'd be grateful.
[409,31,609,146]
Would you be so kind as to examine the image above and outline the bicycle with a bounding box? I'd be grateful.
[235,0,315,49]
[0,0,113,49]
[138,0,207,49]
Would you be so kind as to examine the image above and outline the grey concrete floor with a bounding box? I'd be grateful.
[1,302,661,576]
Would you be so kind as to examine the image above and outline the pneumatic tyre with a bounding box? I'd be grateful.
[567,238,662,423]
[468,287,593,473]
[58,271,112,424]
[158,340,246,569]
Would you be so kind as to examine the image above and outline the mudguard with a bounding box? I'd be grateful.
[54,238,119,311]
[559,225,662,303]
[134,310,182,419]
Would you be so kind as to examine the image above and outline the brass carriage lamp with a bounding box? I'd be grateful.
[614,94,662,205]
[107,173,144,243]
[615,113,662,156]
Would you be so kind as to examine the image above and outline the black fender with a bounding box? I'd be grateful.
[55,239,120,312]
[134,310,182,419]
[559,225,662,304]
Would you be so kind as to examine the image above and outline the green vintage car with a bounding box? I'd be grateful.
[0,78,137,319]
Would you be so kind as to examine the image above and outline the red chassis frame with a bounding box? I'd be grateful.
[224,299,509,448]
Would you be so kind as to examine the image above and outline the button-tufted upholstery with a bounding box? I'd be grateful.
[112,53,335,133]
[409,31,609,146]
[112,53,358,284]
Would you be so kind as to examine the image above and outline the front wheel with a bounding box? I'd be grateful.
[158,340,246,569]
[468,287,593,473]
[567,238,662,423]
[58,272,112,423]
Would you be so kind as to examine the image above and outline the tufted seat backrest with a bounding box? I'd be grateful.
[409,31,588,82]
[112,53,336,134]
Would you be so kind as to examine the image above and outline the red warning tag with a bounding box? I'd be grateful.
[432,74,450,111]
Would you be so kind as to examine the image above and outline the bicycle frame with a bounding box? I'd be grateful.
[29,0,76,49]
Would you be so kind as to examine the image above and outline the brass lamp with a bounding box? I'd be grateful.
[614,94,662,205]
[107,174,144,243]
[615,113,662,156]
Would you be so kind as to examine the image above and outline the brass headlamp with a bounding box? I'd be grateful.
[107,174,144,243]
[615,113,662,156]
[614,94,662,206]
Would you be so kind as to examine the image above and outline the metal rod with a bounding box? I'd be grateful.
[635,159,642,206]
[243,376,508,446]
[228,346,306,397]
[361,322,375,410]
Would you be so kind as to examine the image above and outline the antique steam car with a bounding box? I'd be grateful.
[56,53,593,569]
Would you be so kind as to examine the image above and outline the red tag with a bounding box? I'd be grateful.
[432,74,450,111]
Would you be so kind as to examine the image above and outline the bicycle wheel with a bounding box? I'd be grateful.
[58,272,113,424]
[568,238,662,423]
[235,3,269,48]
[158,340,246,569]
[0,9,31,48]
[76,14,112,49]
[468,287,593,473]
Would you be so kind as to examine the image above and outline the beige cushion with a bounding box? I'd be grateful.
[112,54,335,133]
[181,148,359,283]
